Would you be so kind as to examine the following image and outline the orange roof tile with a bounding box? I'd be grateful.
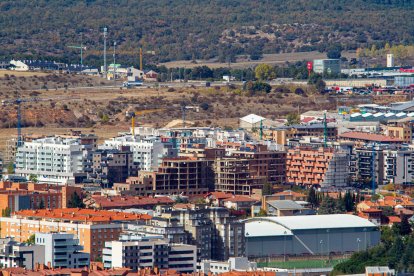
[14,208,151,223]
[339,131,403,142]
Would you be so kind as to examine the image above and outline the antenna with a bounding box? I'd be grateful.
[140,48,143,71]
[113,41,116,82]
[103,27,107,79]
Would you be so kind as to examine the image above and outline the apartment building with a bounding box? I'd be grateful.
[0,208,151,261]
[286,147,349,187]
[0,184,82,214]
[271,124,337,145]
[115,157,214,196]
[103,235,196,273]
[383,149,414,185]
[214,149,286,195]
[0,238,44,269]
[103,135,177,171]
[158,204,245,261]
[385,119,414,144]
[15,136,96,184]
[86,148,139,187]
[35,233,89,268]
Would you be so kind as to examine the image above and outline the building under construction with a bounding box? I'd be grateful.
[286,147,349,187]
[214,147,286,195]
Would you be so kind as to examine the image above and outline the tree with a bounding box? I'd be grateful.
[262,182,273,196]
[307,187,319,207]
[29,174,38,183]
[399,216,412,236]
[245,81,272,94]
[26,234,35,245]
[255,64,275,81]
[286,113,300,126]
[326,46,342,59]
[318,197,345,215]
[257,208,268,217]
[6,163,14,174]
[343,190,355,212]
[308,73,326,92]
[1,207,11,217]
[67,192,85,208]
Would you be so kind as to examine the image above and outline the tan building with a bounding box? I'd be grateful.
[385,119,413,143]
[114,157,213,196]
[214,149,286,195]
[0,208,151,261]
[271,124,337,145]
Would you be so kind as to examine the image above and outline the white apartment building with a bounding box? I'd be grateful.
[103,235,196,273]
[383,149,414,185]
[103,135,176,171]
[35,232,90,269]
[15,137,89,184]
[0,238,44,269]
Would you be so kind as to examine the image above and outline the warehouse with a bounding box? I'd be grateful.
[244,215,380,257]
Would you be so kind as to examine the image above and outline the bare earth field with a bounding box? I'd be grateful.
[161,51,357,69]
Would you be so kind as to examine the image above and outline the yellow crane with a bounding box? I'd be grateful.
[126,109,163,135]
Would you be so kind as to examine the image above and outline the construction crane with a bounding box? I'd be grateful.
[181,105,199,128]
[68,43,87,71]
[126,109,164,136]
[2,96,77,147]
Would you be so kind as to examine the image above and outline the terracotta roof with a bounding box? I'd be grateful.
[205,191,233,200]
[91,195,174,209]
[339,131,403,142]
[273,190,306,198]
[363,208,382,213]
[223,195,257,203]
[388,216,401,223]
[14,208,151,223]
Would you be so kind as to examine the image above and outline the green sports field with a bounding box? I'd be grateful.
[257,258,348,269]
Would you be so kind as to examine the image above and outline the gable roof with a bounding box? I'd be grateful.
[267,200,305,210]
[240,114,266,124]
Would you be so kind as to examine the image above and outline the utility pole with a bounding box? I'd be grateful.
[103,27,107,79]
[113,41,116,82]
[140,48,143,71]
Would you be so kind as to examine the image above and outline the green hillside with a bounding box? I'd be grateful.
[0,0,413,65]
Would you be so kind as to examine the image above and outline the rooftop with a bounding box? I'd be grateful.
[240,114,266,124]
[339,131,403,142]
[91,195,174,209]
[267,200,305,210]
[14,208,151,223]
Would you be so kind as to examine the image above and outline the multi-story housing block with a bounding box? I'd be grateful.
[103,235,196,273]
[86,147,138,187]
[15,135,96,184]
[0,208,151,261]
[214,148,286,195]
[115,157,214,196]
[35,233,89,268]
[0,238,44,269]
[103,135,177,171]
[286,147,349,187]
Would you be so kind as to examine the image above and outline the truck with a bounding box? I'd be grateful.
[122,81,143,88]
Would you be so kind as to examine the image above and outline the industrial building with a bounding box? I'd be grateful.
[313,59,341,75]
[244,215,380,257]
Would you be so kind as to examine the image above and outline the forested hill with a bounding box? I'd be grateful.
[0,0,413,65]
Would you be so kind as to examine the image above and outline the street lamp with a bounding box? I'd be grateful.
[283,231,287,262]
[320,240,324,256]
[326,229,330,258]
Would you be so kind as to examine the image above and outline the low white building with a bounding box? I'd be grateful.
[35,232,89,268]
[103,235,196,273]
[10,60,29,71]
[199,257,257,275]
[0,238,44,269]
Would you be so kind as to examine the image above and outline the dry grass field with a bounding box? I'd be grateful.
[0,70,51,78]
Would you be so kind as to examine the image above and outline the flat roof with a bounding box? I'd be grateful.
[244,214,376,234]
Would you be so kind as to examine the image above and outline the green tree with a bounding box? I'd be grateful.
[67,192,85,208]
[308,73,326,92]
[6,163,14,174]
[1,207,11,217]
[318,197,345,215]
[307,187,319,207]
[286,113,300,126]
[262,182,273,196]
[399,216,412,236]
[29,174,38,183]
[26,234,35,245]
[255,64,275,81]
